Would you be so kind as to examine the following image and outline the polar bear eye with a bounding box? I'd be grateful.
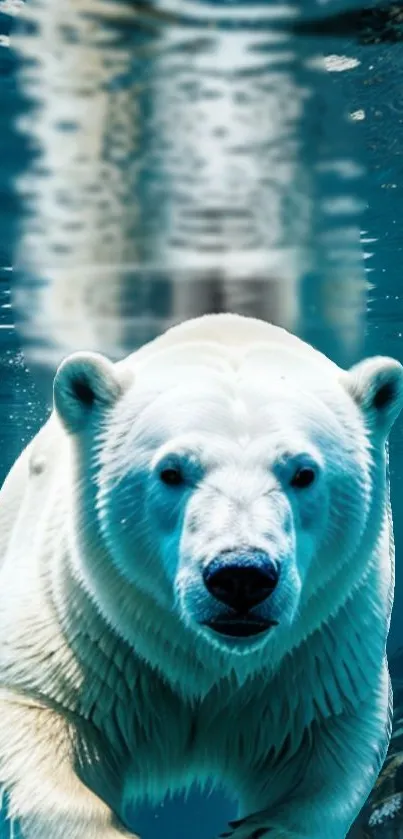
[290,466,316,489]
[159,467,184,487]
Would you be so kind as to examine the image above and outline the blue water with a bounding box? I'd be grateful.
[1,0,403,837]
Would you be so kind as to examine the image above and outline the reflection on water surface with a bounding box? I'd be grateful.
[10,0,368,398]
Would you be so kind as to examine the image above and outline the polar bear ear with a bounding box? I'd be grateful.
[53,351,124,433]
[345,356,403,436]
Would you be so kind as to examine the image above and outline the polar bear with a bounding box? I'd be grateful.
[0,312,401,839]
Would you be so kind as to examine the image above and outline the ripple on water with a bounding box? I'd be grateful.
[8,0,369,401]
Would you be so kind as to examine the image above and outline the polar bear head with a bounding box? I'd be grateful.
[53,315,403,675]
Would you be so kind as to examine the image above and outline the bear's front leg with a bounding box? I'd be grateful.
[0,690,137,839]
[219,672,391,839]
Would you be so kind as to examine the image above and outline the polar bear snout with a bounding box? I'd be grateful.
[203,551,279,613]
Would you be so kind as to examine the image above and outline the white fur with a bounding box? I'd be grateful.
[0,313,402,839]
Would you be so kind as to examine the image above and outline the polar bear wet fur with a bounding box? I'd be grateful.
[0,313,402,839]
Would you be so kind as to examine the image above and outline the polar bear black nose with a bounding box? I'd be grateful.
[203,552,279,613]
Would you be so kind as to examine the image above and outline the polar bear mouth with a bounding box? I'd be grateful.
[203,618,278,638]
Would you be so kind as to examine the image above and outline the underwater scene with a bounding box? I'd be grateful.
[1,0,403,837]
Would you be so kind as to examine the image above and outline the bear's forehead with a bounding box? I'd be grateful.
[111,363,347,460]
[131,340,336,384]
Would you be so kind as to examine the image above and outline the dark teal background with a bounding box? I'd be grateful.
[1,1,403,837]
